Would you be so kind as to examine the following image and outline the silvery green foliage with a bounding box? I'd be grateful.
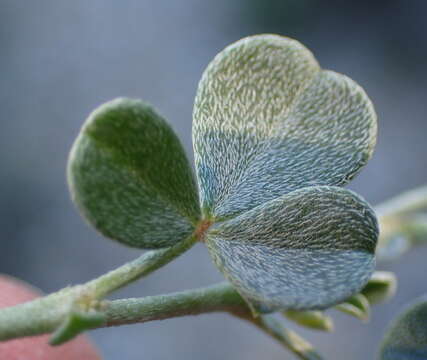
[68,98,200,248]
[68,34,379,311]
[335,293,370,321]
[206,186,377,310]
[361,271,397,305]
[193,34,377,219]
[331,271,396,322]
[195,35,378,311]
[379,296,427,360]
[281,272,395,332]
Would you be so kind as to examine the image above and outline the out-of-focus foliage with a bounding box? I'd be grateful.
[284,310,334,332]
[377,186,427,261]
[379,295,427,360]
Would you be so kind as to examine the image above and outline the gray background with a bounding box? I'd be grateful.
[1,1,427,359]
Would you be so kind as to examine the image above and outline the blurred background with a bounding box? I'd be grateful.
[1,1,427,359]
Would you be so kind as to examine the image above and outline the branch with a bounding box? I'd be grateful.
[0,235,196,342]
[0,281,322,360]
[105,285,324,360]
[103,282,247,326]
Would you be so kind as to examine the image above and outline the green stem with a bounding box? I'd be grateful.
[104,284,322,360]
[0,287,77,340]
[85,234,197,298]
[0,282,245,341]
[0,235,196,341]
[0,281,321,360]
[104,282,247,326]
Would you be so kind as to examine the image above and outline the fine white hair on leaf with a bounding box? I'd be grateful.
[68,98,200,249]
[206,186,378,311]
[193,34,377,219]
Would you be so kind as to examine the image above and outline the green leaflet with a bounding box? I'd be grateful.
[361,271,397,305]
[284,310,334,332]
[379,295,427,360]
[193,34,377,219]
[206,186,378,312]
[335,293,370,321]
[68,98,200,249]
[333,272,395,322]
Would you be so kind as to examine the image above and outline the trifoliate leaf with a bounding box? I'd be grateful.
[361,271,397,305]
[206,186,378,312]
[193,34,377,219]
[335,293,370,321]
[68,98,200,248]
[379,295,427,360]
[284,310,334,332]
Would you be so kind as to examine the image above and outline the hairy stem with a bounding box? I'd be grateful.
[0,281,321,360]
[0,235,196,341]
[104,284,322,360]
[85,234,197,298]
[103,282,247,326]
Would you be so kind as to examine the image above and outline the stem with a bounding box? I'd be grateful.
[103,282,247,326]
[85,234,197,298]
[0,282,245,341]
[0,235,196,341]
[0,287,77,340]
[0,281,321,360]
[104,285,322,360]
